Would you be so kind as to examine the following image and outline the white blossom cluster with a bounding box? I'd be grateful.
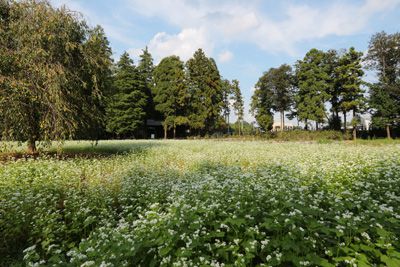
[1,140,400,266]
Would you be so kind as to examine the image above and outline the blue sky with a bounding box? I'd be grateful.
[51,0,400,123]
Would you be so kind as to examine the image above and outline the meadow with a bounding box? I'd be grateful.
[1,140,400,266]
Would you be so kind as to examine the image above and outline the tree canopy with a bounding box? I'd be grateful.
[152,55,188,139]
[186,49,224,135]
[106,52,147,138]
[0,0,112,151]
[366,32,400,138]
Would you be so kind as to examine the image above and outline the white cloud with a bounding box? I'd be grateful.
[126,0,400,55]
[51,0,142,48]
[147,28,213,62]
[218,50,233,63]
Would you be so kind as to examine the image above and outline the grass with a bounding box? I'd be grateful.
[1,140,400,266]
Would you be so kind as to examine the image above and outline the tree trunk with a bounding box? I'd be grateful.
[27,138,36,154]
[316,122,319,131]
[164,124,167,139]
[352,110,357,141]
[227,115,230,135]
[173,123,176,139]
[386,124,391,139]
[280,111,284,131]
[343,111,347,133]
[305,119,308,130]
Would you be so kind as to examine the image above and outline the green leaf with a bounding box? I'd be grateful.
[381,255,400,267]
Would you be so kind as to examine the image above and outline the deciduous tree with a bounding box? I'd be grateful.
[0,0,112,152]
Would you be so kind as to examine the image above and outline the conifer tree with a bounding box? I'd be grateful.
[366,32,400,138]
[335,47,365,138]
[221,79,233,134]
[186,49,223,135]
[231,80,244,135]
[137,47,157,125]
[295,49,330,130]
[106,52,147,138]
[251,72,275,131]
[153,56,188,139]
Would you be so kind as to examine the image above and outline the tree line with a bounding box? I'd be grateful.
[107,48,244,139]
[251,33,400,139]
[0,0,245,152]
[1,1,399,153]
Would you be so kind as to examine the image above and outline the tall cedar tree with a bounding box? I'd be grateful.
[324,49,342,131]
[231,80,244,135]
[336,47,365,139]
[221,79,233,134]
[137,47,158,125]
[106,52,147,138]
[272,65,294,131]
[152,56,188,139]
[0,0,112,152]
[295,49,330,130]
[251,72,274,131]
[366,32,400,138]
[186,49,223,135]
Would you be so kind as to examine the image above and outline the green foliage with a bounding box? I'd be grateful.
[295,49,331,128]
[0,0,112,151]
[137,47,157,121]
[251,71,275,131]
[269,130,349,141]
[186,49,224,134]
[153,55,188,138]
[106,52,147,137]
[231,79,244,134]
[1,140,400,266]
[366,32,400,136]
[221,79,232,124]
[252,64,295,132]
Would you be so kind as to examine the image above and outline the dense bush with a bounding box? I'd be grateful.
[1,141,400,266]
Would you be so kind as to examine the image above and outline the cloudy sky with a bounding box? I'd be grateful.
[51,0,400,123]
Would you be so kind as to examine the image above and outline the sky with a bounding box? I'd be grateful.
[50,0,400,124]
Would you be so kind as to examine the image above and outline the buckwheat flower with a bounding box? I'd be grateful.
[81,261,95,267]
[276,252,282,261]
[361,232,371,241]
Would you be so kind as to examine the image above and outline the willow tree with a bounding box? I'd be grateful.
[0,0,112,152]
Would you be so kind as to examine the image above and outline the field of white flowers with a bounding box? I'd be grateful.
[1,140,400,266]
